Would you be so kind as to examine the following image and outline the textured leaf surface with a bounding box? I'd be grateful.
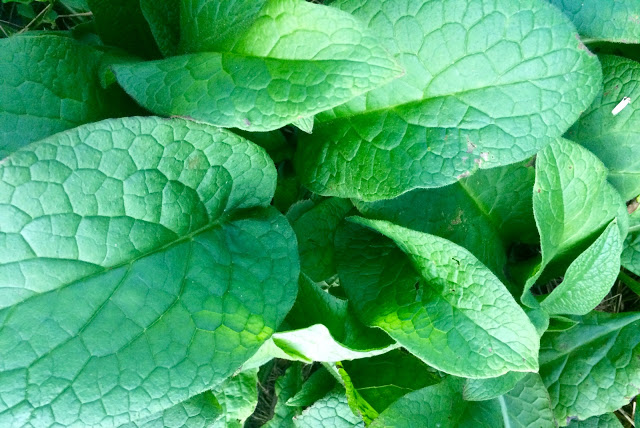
[336,217,539,378]
[87,0,160,58]
[540,312,640,425]
[549,0,640,43]
[287,367,335,408]
[264,363,303,428]
[114,0,402,132]
[541,220,622,315]
[355,160,536,284]
[567,55,640,201]
[124,391,222,428]
[0,117,299,426]
[293,386,364,428]
[0,34,138,158]
[524,138,627,304]
[463,372,526,402]
[566,413,623,428]
[296,0,602,200]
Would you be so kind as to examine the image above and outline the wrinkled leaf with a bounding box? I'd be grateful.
[211,369,259,428]
[297,0,602,200]
[566,413,624,428]
[293,386,364,428]
[0,117,299,426]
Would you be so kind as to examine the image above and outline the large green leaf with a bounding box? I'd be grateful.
[296,0,602,201]
[355,160,536,285]
[140,0,180,57]
[540,311,640,425]
[523,138,627,305]
[549,0,640,43]
[370,374,555,428]
[0,117,299,426]
[113,0,402,132]
[86,0,161,58]
[566,55,640,201]
[124,391,222,428]
[0,34,139,158]
[336,217,539,378]
[540,220,623,315]
[463,372,526,402]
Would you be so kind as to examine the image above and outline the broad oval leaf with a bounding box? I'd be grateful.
[336,217,539,378]
[540,311,640,425]
[549,0,640,44]
[0,34,139,158]
[113,0,402,132]
[566,55,640,201]
[463,372,526,402]
[566,413,624,428]
[0,117,299,427]
[296,0,602,201]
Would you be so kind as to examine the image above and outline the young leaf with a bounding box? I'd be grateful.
[540,311,640,424]
[566,55,640,201]
[566,413,624,428]
[0,34,139,158]
[523,138,627,305]
[549,0,640,44]
[336,217,539,378]
[0,117,299,426]
[540,220,623,316]
[86,0,161,58]
[296,0,602,201]
[293,386,365,428]
[113,0,402,132]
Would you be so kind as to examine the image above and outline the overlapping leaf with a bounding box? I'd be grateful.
[296,0,602,200]
[0,117,299,426]
[336,217,539,378]
[113,0,402,131]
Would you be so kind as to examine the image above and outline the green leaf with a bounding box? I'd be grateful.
[463,372,526,402]
[524,138,627,305]
[540,311,640,424]
[264,363,304,428]
[122,391,222,428]
[211,369,259,428]
[0,117,299,426]
[140,0,180,57]
[371,374,555,428]
[0,34,139,158]
[86,0,161,58]
[293,386,364,428]
[113,0,402,132]
[355,159,536,285]
[246,275,396,364]
[566,55,640,201]
[287,367,336,408]
[296,0,602,201]
[548,0,640,43]
[341,350,441,414]
[291,198,353,283]
[566,413,624,428]
[540,220,623,315]
[336,361,379,425]
[336,217,539,378]
[292,116,314,134]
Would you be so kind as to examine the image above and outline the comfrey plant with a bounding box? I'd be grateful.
[1,0,640,426]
